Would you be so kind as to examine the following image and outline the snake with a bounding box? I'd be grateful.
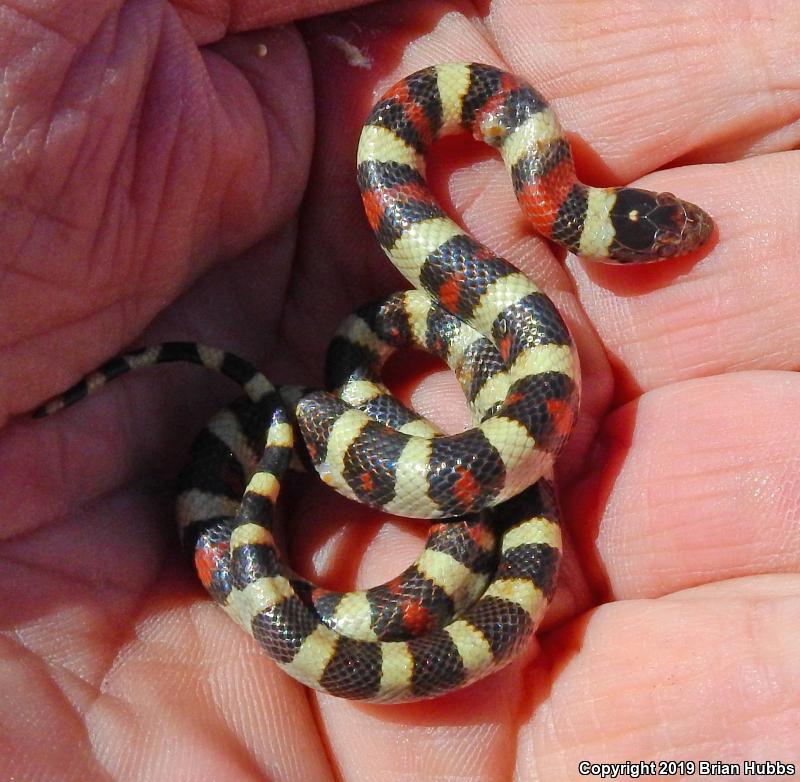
[35,63,713,702]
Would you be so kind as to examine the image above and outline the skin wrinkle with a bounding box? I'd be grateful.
[32,13,130,205]
[540,604,739,743]
[184,641,332,782]
[0,636,98,770]
[738,599,793,716]
[306,697,343,782]
[5,385,158,536]
[45,35,112,211]
[698,116,800,161]
[0,287,134,356]
[171,689,281,781]
[0,0,87,50]
[734,0,793,99]
[5,132,70,279]
[171,2,231,44]
[10,605,126,696]
[212,35,312,235]
[87,103,150,301]
[591,374,800,598]
[0,492,165,591]
[207,228,296,353]
[9,13,147,300]
[499,10,713,74]
[198,75,241,245]
[128,16,194,289]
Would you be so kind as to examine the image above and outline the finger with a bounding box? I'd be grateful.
[0,16,311,420]
[565,372,800,600]
[516,575,800,777]
[486,0,800,171]
[571,152,800,394]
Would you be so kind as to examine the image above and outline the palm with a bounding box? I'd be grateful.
[1,1,797,779]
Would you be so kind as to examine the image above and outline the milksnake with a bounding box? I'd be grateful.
[36,63,713,702]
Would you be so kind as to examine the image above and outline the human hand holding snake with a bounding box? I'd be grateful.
[1,0,798,779]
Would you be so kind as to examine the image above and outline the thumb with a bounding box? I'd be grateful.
[0,5,312,420]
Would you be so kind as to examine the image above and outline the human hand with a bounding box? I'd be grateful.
[1,1,798,779]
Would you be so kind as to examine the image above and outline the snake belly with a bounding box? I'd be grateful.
[34,63,713,703]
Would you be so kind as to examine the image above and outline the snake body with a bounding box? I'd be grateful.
[36,63,712,702]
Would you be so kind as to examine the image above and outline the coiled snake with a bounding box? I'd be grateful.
[36,63,713,702]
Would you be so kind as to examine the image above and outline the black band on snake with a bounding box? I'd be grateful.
[34,63,713,702]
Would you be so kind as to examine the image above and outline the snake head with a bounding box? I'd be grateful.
[609,188,713,263]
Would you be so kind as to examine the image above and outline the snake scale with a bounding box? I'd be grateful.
[36,63,713,702]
